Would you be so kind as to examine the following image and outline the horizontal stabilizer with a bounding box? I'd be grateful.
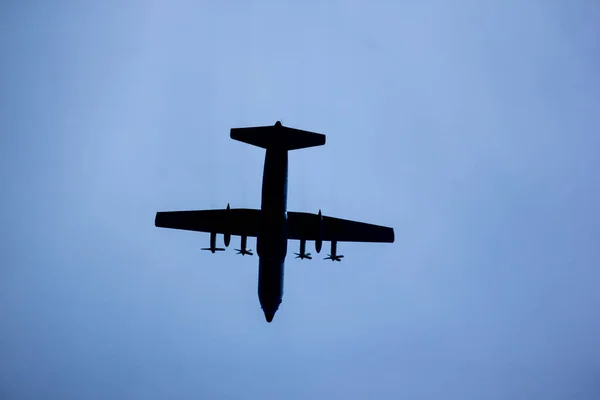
[230,121,326,151]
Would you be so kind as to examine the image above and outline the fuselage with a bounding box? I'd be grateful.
[256,148,288,322]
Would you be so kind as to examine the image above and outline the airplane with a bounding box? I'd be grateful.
[154,121,395,322]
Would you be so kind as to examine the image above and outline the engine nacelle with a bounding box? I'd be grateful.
[294,239,312,259]
[315,209,323,253]
[201,231,225,253]
[235,235,253,256]
[324,240,344,262]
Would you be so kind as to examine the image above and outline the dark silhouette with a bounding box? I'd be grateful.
[155,121,395,322]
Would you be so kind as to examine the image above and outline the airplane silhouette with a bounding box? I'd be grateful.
[155,121,395,322]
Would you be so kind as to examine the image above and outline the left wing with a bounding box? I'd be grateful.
[155,208,260,237]
[287,211,394,243]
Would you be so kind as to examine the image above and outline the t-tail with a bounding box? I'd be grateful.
[230,121,326,151]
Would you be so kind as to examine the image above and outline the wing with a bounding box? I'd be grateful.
[155,208,260,237]
[287,212,394,243]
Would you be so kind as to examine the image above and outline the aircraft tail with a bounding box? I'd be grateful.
[230,121,326,151]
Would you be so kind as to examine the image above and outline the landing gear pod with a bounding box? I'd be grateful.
[224,203,231,247]
[315,209,323,253]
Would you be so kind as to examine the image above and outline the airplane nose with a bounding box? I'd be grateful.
[263,309,276,323]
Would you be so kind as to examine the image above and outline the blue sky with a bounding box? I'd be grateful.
[1,1,599,399]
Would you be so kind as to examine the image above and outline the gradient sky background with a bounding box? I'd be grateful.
[1,1,599,399]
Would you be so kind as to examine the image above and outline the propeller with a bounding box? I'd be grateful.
[235,248,253,256]
[294,252,312,260]
[201,247,225,253]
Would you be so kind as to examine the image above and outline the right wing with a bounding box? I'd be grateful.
[155,208,261,237]
[287,211,395,243]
